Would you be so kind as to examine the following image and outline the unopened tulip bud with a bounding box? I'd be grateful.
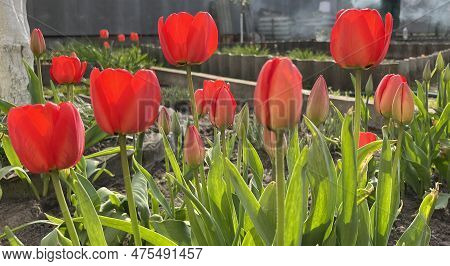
[171,112,182,137]
[103,41,111,49]
[358,132,377,148]
[184,126,205,168]
[435,52,445,72]
[118,34,126,43]
[158,106,171,135]
[263,128,287,159]
[392,83,415,125]
[365,75,373,96]
[306,75,329,126]
[206,80,237,130]
[30,28,46,57]
[423,60,432,81]
[194,89,206,116]
[374,74,407,119]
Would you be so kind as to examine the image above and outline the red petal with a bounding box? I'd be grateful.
[163,12,194,64]
[187,12,218,64]
[158,17,177,66]
[374,12,393,66]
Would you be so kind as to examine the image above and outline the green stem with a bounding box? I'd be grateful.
[186,65,199,128]
[199,163,210,210]
[135,132,145,164]
[118,134,142,246]
[36,56,45,103]
[221,129,227,158]
[275,130,285,246]
[392,127,404,198]
[165,155,175,214]
[50,171,80,246]
[192,168,202,202]
[424,81,432,162]
[365,94,370,131]
[353,70,362,145]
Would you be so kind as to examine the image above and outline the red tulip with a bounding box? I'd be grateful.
[330,9,393,69]
[184,125,205,168]
[50,53,87,85]
[306,75,329,125]
[103,41,111,49]
[392,82,415,125]
[358,132,377,148]
[90,68,161,134]
[254,57,303,130]
[263,128,287,159]
[158,106,171,135]
[117,34,126,42]
[374,74,407,119]
[130,32,139,42]
[158,12,218,66]
[99,29,109,39]
[199,80,237,129]
[30,28,46,57]
[194,89,207,116]
[7,102,84,173]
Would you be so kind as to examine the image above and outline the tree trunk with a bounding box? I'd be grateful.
[0,0,32,105]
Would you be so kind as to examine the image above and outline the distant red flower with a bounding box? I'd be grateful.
[50,53,87,84]
[158,12,218,66]
[130,32,139,42]
[117,34,126,43]
[99,29,109,39]
[103,41,111,49]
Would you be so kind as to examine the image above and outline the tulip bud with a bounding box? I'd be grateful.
[365,74,373,97]
[171,112,182,137]
[306,75,329,126]
[374,74,407,119]
[184,126,205,168]
[103,41,111,49]
[263,128,287,159]
[444,64,450,83]
[358,132,377,148]
[423,60,432,81]
[235,103,249,140]
[435,52,445,72]
[392,83,415,125]
[30,28,46,57]
[205,80,237,130]
[194,89,206,116]
[130,32,139,42]
[118,34,126,43]
[158,106,171,135]
[99,29,109,39]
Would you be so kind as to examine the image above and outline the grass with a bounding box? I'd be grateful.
[286,48,330,61]
[221,44,270,56]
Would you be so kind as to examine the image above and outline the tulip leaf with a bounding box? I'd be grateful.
[224,158,275,245]
[0,99,16,114]
[97,216,177,246]
[131,171,151,227]
[243,138,263,193]
[85,146,134,159]
[162,132,183,183]
[373,127,399,246]
[41,228,73,246]
[133,157,173,218]
[284,147,308,246]
[357,140,383,187]
[70,169,107,246]
[303,116,337,246]
[356,200,372,246]
[23,59,45,104]
[85,123,109,149]
[287,127,300,175]
[3,226,24,246]
[336,114,358,246]
[397,189,438,246]
[150,219,191,246]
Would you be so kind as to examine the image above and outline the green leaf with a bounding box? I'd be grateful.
[162,132,182,183]
[287,127,300,175]
[357,140,383,188]
[133,158,173,218]
[98,216,177,246]
[336,114,358,246]
[151,219,191,246]
[284,147,308,246]
[131,171,151,227]
[85,146,134,159]
[243,138,263,192]
[303,116,337,246]
[356,200,371,246]
[397,189,438,246]
[224,158,275,245]
[41,228,73,246]
[70,169,107,246]
[3,226,24,246]
[0,99,16,114]
[373,127,399,246]
[85,123,109,149]
[23,59,45,104]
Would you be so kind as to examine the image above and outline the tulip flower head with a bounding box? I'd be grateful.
[50,53,87,85]
[197,80,237,130]
[392,82,415,125]
[254,57,303,130]
[374,74,407,119]
[358,132,377,148]
[30,28,46,57]
[103,41,111,49]
[130,32,139,42]
[7,102,85,173]
[158,106,171,135]
[306,75,329,126]
[184,125,205,168]
[330,9,393,69]
[90,68,161,134]
[158,12,218,66]
[117,34,126,43]
[99,29,109,39]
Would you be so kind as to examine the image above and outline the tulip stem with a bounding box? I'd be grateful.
[275,130,285,246]
[392,126,404,200]
[353,70,362,145]
[118,134,142,246]
[135,132,145,164]
[165,156,176,214]
[186,65,199,128]
[50,171,80,246]
[36,56,45,103]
